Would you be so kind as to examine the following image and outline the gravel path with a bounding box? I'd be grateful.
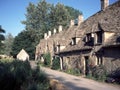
[41,67,120,90]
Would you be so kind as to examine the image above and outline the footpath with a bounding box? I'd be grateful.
[30,61,120,90]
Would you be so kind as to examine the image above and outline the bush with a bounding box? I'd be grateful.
[106,68,120,84]
[90,65,107,81]
[0,59,49,90]
[0,60,31,90]
[51,57,60,70]
[43,53,51,67]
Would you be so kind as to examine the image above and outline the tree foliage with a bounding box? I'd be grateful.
[0,25,5,54]
[22,0,82,44]
[49,3,71,31]
[22,1,51,44]
[13,0,82,59]
[65,6,82,20]
[11,30,35,59]
[3,33,14,56]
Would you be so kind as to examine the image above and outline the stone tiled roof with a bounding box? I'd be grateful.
[60,34,92,53]
[50,26,78,46]
[36,25,78,55]
[80,1,120,34]
[60,1,120,52]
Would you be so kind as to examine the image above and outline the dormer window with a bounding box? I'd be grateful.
[86,33,93,42]
[71,37,81,45]
[85,33,94,46]
[56,45,60,53]
[95,31,102,44]
[72,38,76,45]
[87,33,91,42]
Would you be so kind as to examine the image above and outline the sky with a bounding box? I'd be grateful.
[0,0,117,37]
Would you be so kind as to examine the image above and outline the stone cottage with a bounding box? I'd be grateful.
[36,0,120,75]
[17,49,29,61]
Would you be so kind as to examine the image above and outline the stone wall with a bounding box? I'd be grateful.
[103,47,120,73]
[62,56,81,70]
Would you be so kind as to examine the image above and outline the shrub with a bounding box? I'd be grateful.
[51,57,60,70]
[107,68,120,84]
[43,53,51,67]
[0,59,49,90]
[91,65,107,81]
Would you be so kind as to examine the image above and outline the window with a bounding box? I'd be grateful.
[96,31,102,44]
[85,33,94,46]
[72,38,76,45]
[56,45,60,53]
[86,33,92,42]
[97,56,103,65]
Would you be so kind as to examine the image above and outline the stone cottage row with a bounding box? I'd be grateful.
[36,0,120,75]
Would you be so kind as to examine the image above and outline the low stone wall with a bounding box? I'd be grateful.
[49,78,69,90]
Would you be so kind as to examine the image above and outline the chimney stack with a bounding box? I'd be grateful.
[48,31,52,37]
[53,28,57,34]
[58,25,62,32]
[78,15,84,25]
[70,20,74,27]
[44,33,47,39]
[101,0,109,10]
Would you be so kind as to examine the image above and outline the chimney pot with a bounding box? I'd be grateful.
[44,33,47,39]
[59,25,62,32]
[101,0,109,10]
[48,31,52,37]
[53,28,57,34]
[78,15,84,25]
[70,20,74,27]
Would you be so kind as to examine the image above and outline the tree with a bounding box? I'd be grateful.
[0,25,5,53]
[49,3,82,31]
[19,1,82,60]
[11,30,35,59]
[22,0,82,45]
[3,33,14,56]
[65,6,82,20]
[49,3,70,30]
[22,0,51,45]
[22,3,36,31]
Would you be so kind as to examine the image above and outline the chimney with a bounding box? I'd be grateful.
[58,25,62,32]
[70,20,74,27]
[101,0,109,10]
[53,28,57,34]
[44,33,47,39]
[48,31,52,37]
[78,15,84,25]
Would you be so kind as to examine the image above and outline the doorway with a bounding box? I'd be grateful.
[84,56,89,76]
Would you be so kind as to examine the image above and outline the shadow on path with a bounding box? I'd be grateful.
[47,74,91,90]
